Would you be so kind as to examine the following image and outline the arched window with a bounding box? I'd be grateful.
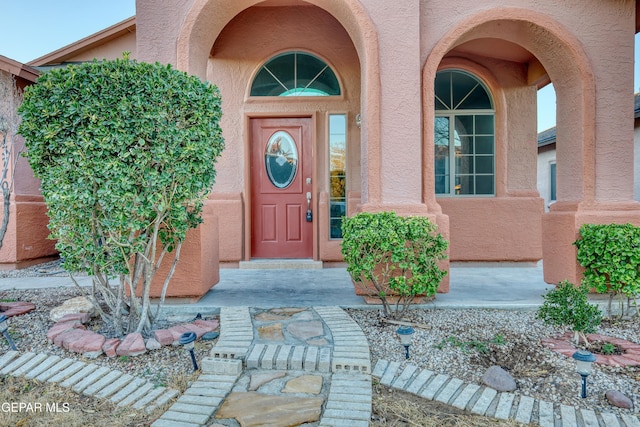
[434,70,495,196]
[250,51,340,97]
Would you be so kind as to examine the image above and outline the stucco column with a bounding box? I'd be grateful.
[360,0,427,215]
[543,15,640,285]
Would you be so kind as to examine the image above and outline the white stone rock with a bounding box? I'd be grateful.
[145,338,162,351]
[49,297,96,322]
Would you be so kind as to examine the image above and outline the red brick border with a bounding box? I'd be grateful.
[541,332,640,367]
[46,314,219,359]
[0,302,36,317]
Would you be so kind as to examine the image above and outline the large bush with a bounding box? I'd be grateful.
[341,211,448,319]
[574,223,640,316]
[18,57,224,336]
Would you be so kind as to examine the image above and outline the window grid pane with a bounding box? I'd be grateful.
[435,111,495,196]
[550,163,557,201]
[329,114,347,239]
[251,52,340,97]
[434,117,450,194]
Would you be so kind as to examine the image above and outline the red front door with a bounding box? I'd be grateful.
[250,118,313,258]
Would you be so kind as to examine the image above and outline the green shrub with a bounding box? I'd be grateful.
[341,211,448,319]
[18,56,224,336]
[574,223,640,316]
[601,342,616,355]
[536,280,602,346]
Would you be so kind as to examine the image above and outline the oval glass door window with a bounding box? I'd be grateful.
[265,131,298,189]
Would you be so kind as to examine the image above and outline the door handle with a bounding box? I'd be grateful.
[306,192,312,222]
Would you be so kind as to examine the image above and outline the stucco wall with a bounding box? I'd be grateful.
[135,0,193,65]
[131,0,639,281]
[206,5,361,261]
[0,72,57,264]
[63,31,138,62]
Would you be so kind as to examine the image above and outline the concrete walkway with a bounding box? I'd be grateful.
[0,262,631,426]
[0,262,560,311]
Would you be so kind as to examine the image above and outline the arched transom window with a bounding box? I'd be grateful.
[434,70,495,196]
[250,51,340,97]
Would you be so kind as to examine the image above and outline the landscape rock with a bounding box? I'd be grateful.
[293,310,314,321]
[270,308,306,316]
[249,371,286,391]
[482,365,517,392]
[102,338,120,358]
[282,375,323,394]
[258,323,284,341]
[47,321,85,342]
[55,312,90,324]
[145,337,162,351]
[64,330,96,352]
[154,329,174,346]
[254,312,289,322]
[49,296,95,322]
[116,333,146,357]
[53,328,91,349]
[216,392,323,427]
[70,331,105,354]
[286,320,324,341]
[606,390,633,409]
[194,319,219,332]
[0,301,36,317]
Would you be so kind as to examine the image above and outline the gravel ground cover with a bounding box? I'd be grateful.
[348,307,640,417]
[1,260,639,421]
[0,261,203,389]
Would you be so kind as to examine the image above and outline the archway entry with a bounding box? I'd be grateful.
[250,117,313,258]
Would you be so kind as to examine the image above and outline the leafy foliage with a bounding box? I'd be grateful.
[341,211,448,319]
[574,223,640,316]
[18,57,224,335]
[536,280,602,346]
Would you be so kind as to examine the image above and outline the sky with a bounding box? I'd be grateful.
[0,1,637,133]
[0,0,136,63]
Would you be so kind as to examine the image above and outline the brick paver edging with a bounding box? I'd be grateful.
[208,306,253,360]
[0,350,178,414]
[314,306,371,373]
[151,372,240,427]
[373,359,640,427]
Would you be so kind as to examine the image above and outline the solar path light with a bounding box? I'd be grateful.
[0,315,17,350]
[572,349,596,398]
[180,331,198,372]
[396,326,415,359]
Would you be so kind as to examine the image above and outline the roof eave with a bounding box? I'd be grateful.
[28,16,136,67]
[0,55,40,82]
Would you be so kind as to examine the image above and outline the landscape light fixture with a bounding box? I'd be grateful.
[179,331,198,372]
[572,349,596,398]
[396,326,415,359]
[0,315,17,351]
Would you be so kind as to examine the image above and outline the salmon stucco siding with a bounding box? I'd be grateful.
[10,0,640,297]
